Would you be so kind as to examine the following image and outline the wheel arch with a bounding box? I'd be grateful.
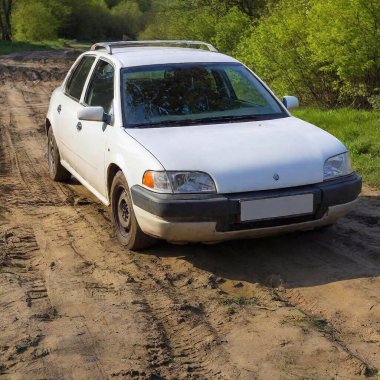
[107,163,122,200]
[45,118,51,135]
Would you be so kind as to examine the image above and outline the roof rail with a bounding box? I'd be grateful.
[90,40,218,54]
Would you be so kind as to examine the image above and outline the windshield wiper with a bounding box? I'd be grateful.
[131,119,203,128]
[130,114,265,128]
[194,115,262,124]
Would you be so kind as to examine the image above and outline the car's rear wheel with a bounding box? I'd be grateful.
[48,127,71,182]
[111,171,156,251]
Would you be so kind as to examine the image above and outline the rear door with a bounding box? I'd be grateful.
[55,55,96,172]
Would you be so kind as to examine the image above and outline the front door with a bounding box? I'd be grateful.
[75,59,115,198]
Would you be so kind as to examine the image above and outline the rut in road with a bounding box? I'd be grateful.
[0,54,379,380]
[0,76,241,379]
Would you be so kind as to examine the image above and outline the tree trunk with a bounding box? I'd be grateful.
[0,0,12,41]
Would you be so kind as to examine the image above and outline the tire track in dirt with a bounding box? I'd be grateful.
[0,81,155,378]
[2,74,241,379]
[1,75,186,379]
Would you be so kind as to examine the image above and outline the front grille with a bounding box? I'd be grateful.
[218,213,317,232]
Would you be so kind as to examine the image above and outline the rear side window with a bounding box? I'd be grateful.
[66,56,96,101]
[85,59,115,112]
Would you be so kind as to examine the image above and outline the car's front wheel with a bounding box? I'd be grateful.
[47,127,71,182]
[111,171,156,251]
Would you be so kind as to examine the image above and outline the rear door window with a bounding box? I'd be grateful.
[66,56,96,101]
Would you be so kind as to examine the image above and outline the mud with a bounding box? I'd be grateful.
[0,50,379,380]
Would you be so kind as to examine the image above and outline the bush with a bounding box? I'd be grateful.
[212,7,250,54]
[235,0,339,106]
[236,0,380,108]
[308,0,380,108]
[12,1,61,41]
[140,5,217,42]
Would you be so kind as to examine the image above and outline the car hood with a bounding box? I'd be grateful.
[126,116,347,193]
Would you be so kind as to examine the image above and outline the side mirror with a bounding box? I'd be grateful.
[77,106,111,124]
[282,96,299,111]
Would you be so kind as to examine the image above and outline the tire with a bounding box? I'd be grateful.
[47,128,71,182]
[111,171,156,251]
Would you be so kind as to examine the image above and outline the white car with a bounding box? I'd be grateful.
[46,40,362,250]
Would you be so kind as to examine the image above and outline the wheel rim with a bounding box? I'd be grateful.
[48,134,55,174]
[116,188,131,235]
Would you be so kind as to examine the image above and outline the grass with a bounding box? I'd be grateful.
[0,40,65,55]
[0,40,91,55]
[220,296,260,316]
[293,107,380,188]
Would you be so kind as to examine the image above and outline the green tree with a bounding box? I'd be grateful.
[308,0,380,107]
[59,0,109,40]
[109,0,144,40]
[12,0,65,41]
[213,6,250,53]
[140,2,217,41]
[236,0,332,105]
[236,0,380,108]
[0,0,13,40]
[194,0,272,18]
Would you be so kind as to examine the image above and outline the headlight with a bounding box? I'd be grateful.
[167,171,216,193]
[142,171,216,193]
[323,152,353,180]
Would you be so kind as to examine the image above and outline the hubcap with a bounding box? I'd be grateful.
[117,189,131,231]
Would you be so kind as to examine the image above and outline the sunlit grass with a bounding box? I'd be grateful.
[0,39,91,55]
[0,40,66,55]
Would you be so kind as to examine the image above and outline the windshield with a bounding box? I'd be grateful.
[121,62,287,128]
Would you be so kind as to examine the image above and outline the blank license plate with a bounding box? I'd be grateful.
[240,194,314,222]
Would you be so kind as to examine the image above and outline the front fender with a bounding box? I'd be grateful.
[105,127,164,203]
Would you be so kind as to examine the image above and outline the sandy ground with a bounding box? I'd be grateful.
[0,50,379,380]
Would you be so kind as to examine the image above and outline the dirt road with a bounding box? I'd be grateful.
[0,51,379,380]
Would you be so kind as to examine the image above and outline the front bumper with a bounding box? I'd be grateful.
[131,173,362,242]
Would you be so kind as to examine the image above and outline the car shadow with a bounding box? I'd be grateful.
[145,196,380,289]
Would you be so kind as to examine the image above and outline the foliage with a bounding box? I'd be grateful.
[109,1,144,40]
[213,7,250,54]
[235,0,341,106]
[192,0,274,18]
[140,0,380,109]
[0,0,12,40]
[0,39,65,55]
[58,0,109,41]
[293,108,380,188]
[12,1,60,41]
[1,0,379,110]
[140,2,218,42]
[236,0,380,108]
[8,0,152,42]
[308,0,380,107]
[140,2,250,54]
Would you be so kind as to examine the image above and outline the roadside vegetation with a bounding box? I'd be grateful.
[0,0,379,187]
[0,40,90,55]
[1,0,379,110]
[0,40,65,55]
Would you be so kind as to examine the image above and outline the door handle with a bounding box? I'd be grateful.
[57,104,62,114]
[76,122,82,131]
